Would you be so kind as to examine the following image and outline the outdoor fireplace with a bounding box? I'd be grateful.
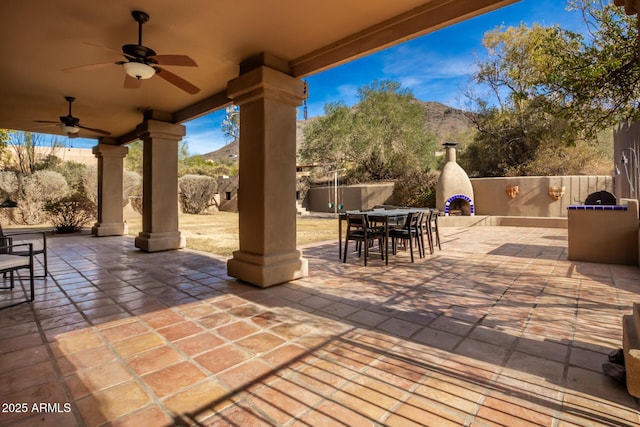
[436,142,475,216]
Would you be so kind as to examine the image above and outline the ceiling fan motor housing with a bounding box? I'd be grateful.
[122,44,157,62]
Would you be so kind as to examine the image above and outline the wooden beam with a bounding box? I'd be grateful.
[290,0,519,77]
[173,90,233,123]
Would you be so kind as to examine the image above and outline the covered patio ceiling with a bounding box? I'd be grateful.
[0,0,517,144]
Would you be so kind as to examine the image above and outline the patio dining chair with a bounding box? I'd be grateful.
[429,209,442,250]
[0,225,48,277]
[343,213,384,266]
[389,211,423,262]
[0,238,35,309]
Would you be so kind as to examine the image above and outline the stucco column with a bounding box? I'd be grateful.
[226,65,308,287]
[92,143,129,236]
[134,119,186,252]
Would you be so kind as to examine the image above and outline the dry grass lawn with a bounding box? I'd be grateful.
[125,211,338,257]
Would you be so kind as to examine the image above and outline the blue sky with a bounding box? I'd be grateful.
[65,0,586,155]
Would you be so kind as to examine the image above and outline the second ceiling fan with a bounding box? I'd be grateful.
[65,10,200,94]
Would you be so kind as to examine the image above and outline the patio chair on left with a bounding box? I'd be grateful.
[0,225,47,277]
[0,238,35,310]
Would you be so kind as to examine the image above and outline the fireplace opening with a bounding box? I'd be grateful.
[449,198,470,216]
[444,194,474,216]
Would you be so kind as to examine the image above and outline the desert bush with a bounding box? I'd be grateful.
[82,165,97,207]
[0,171,19,204]
[45,194,95,233]
[179,174,217,214]
[14,170,69,224]
[124,170,142,212]
[392,169,439,208]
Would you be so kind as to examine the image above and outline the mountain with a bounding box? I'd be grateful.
[421,101,475,147]
[197,101,474,161]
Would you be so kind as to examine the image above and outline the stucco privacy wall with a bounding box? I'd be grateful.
[471,175,614,217]
[304,183,395,213]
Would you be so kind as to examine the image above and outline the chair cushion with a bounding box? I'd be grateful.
[0,254,30,270]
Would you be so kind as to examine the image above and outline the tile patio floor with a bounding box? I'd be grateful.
[1,225,639,426]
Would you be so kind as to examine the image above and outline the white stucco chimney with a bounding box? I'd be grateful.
[436,142,475,215]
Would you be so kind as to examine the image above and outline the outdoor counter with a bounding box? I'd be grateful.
[567,199,639,265]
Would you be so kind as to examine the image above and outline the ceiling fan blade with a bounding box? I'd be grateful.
[33,120,60,124]
[148,54,197,66]
[83,41,126,57]
[124,74,142,89]
[155,67,200,94]
[63,62,119,72]
[77,124,111,136]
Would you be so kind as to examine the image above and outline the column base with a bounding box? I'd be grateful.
[227,250,308,288]
[135,231,185,252]
[92,222,129,237]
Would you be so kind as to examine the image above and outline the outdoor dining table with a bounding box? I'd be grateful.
[338,208,431,265]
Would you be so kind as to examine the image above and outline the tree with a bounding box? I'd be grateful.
[300,80,437,183]
[221,105,239,142]
[5,131,64,174]
[460,1,626,176]
[124,140,143,175]
[545,0,640,132]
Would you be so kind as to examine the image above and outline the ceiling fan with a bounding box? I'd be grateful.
[34,96,111,137]
[64,10,199,94]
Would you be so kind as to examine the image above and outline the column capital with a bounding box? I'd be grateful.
[228,66,306,107]
[136,119,186,141]
[92,143,128,159]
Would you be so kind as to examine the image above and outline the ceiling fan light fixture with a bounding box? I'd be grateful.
[123,61,155,79]
[60,124,80,134]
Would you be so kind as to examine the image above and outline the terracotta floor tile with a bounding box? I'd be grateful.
[126,345,185,375]
[198,311,235,329]
[59,344,117,376]
[75,381,151,426]
[216,320,260,341]
[475,393,554,427]
[108,404,173,427]
[111,332,165,358]
[269,322,315,340]
[99,320,149,343]
[217,359,277,391]
[65,361,133,399]
[0,228,637,426]
[174,332,225,357]
[178,303,218,319]
[201,403,274,427]
[0,381,72,425]
[262,343,309,368]
[385,396,470,427]
[162,379,234,422]
[236,332,286,354]
[291,359,356,395]
[142,361,207,398]
[248,379,324,424]
[411,327,462,351]
[54,331,103,355]
[291,400,377,427]
[0,344,49,371]
[331,376,405,422]
[157,321,204,342]
[195,344,252,374]
[0,360,58,396]
[455,338,510,366]
[140,309,186,329]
